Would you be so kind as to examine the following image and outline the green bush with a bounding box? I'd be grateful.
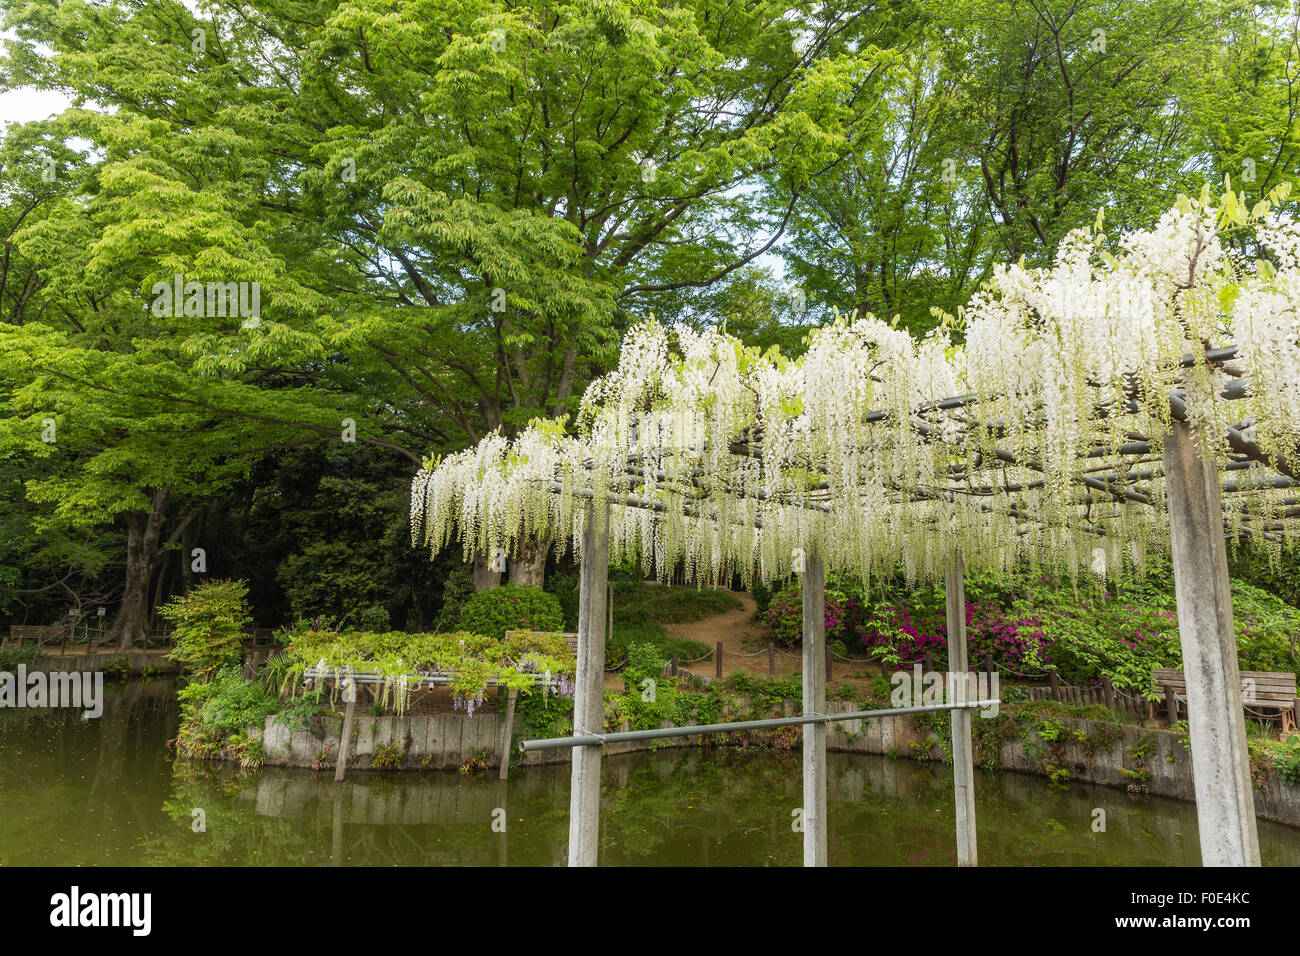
[0,644,44,669]
[612,584,741,624]
[1277,739,1300,787]
[456,584,563,639]
[545,570,580,630]
[434,562,476,631]
[176,665,281,759]
[356,603,391,631]
[607,620,711,669]
[160,580,252,679]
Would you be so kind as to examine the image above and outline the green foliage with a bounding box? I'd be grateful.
[612,585,741,625]
[1275,736,1300,787]
[371,742,405,770]
[228,733,266,771]
[607,620,711,669]
[0,645,44,669]
[544,570,580,631]
[763,560,1300,693]
[434,563,478,632]
[605,641,722,735]
[718,672,805,714]
[515,688,575,741]
[356,604,392,632]
[458,749,490,776]
[100,656,131,679]
[160,580,252,680]
[5,0,1300,675]
[175,665,280,760]
[281,627,575,713]
[455,584,563,640]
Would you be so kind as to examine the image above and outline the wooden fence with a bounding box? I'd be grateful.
[1019,675,1151,721]
[5,623,280,655]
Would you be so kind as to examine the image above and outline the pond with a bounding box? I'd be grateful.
[4,679,1300,866]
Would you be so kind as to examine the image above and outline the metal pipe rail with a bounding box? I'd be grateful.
[302,668,561,691]
[519,698,1001,752]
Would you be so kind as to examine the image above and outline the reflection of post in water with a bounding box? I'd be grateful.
[332,789,344,866]
[495,779,508,868]
[88,680,134,826]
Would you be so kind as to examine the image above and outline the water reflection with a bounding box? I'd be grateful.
[3,680,1299,866]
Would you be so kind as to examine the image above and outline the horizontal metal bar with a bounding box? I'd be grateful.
[519,699,1001,752]
[302,668,560,690]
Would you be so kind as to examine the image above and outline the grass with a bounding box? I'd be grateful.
[611,584,742,624]
[0,645,45,669]
[600,584,740,668]
[607,621,712,668]
[542,581,739,668]
[1013,698,1122,723]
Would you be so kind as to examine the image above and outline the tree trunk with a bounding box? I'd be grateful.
[111,488,170,650]
[473,552,501,591]
[509,536,551,588]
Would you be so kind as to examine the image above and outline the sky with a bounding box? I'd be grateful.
[0,86,70,128]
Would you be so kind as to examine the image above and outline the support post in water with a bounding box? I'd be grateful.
[802,548,827,867]
[499,687,518,781]
[945,552,978,867]
[334,679,357,783]
[569,500,609,867]
[1164,421,1260,866]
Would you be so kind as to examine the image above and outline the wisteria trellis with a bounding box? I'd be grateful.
[411,188,1300,584]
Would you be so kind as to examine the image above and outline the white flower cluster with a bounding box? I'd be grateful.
[413,193,1300,586]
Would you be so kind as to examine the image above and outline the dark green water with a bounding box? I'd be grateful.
[4,679,1300,866]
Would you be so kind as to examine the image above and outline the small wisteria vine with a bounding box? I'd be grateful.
[412,189,1300,588]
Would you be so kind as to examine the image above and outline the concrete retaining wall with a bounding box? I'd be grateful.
[17,652,178,676]
[245,697,1300,828]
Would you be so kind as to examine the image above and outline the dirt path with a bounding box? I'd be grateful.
[662,591,881,690]
[662,591,797,678]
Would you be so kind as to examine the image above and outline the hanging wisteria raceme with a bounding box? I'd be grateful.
[412,188,1300,587]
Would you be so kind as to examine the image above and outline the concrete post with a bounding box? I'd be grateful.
[945,553,978,866]
[568,501,609,866]
[802,549,827,867]
[498,687,518,780]
[334,681,356,783]
[1164,421,1260,867]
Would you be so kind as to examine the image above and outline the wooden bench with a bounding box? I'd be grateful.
[1152,667,1299,733]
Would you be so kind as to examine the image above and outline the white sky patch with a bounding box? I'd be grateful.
[1,24,72,129]
[0,86,72,128]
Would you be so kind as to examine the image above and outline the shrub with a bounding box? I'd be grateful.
[1277,738,1300,787]
[433,562,476,631]
[763,582,846,646]
[160,580,252,679]
[612,584,741,624]
[607,620,711,669]
[371,742,405,769]
[545,570,580,630]
[100,655,131,679]
[280,628,576,714]
[356,604,391,632]
[0,644,44,669]
[457,584,563,639]
[175,665,280,759]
